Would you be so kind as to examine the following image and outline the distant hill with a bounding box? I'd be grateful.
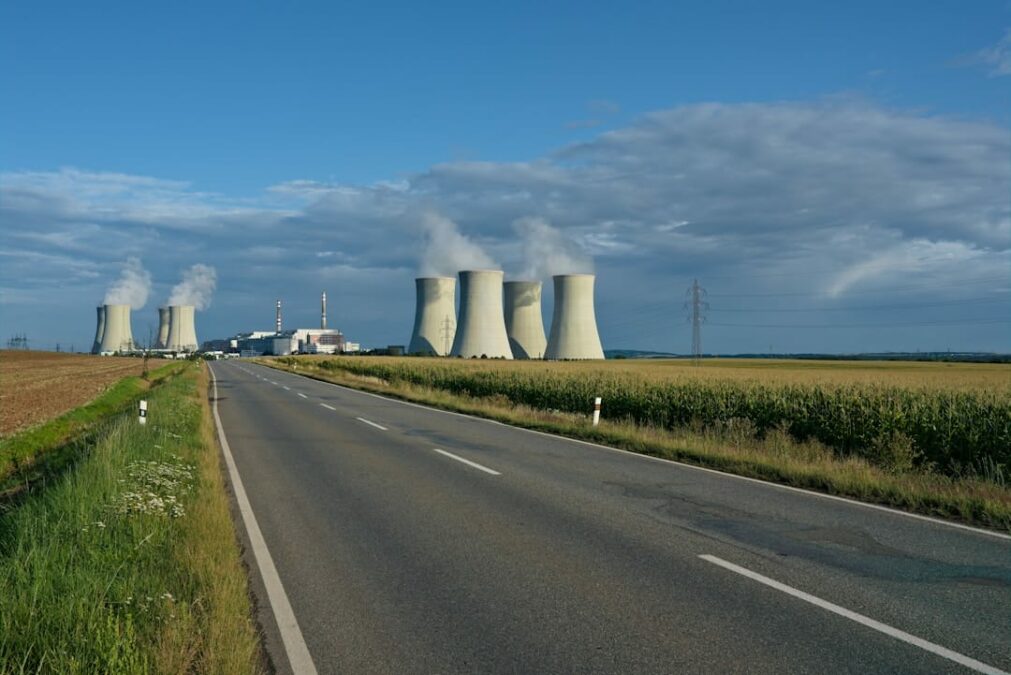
[605,350,1011,364]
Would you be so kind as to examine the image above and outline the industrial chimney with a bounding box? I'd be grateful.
[166,305,198,352]
[408,277,456,356]
[450,270,513,359]
[91,306,106,354]
[321,291,327,330]
[545,274,604,360]
[155,307,170,349]
[98,304,135,353]
[504,281,546,359]
[276,300,282,334]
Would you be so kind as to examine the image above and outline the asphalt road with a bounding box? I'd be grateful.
[209,360,1010,675]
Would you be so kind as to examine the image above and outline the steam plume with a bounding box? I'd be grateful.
[418,213,496,276]
[515,217,592,279]
[168,264,217,310]
[104,257,152,308]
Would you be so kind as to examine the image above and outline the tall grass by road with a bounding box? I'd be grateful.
[0,363,262,673]
[264,356,1011,531]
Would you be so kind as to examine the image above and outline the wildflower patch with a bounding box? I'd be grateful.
[113,457,195,518]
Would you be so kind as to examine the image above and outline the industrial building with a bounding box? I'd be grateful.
[97,304,135,354]
[544,274,605,360]
[504,280,547,359]
[90,301,203,356]
[409,277,456,355]
[213,292,359,356]
[407,270,603,360]
[450,270,513,359]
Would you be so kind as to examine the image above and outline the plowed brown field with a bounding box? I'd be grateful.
[0,351,147,438]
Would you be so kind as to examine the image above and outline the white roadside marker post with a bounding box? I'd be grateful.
[139,399,148,425]
[592,397,602,426]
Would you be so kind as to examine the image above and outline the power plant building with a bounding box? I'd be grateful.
[155,307,170,349]
[97,304,135,354]
[409,276,456,356]
[91,306,106,354]
[544,274,604,360]
[504,281,546,359]
[450,270,513,359]
[166,305,199,352]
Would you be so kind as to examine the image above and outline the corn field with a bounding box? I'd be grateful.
[297,357,1011,478]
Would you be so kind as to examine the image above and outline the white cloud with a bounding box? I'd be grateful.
[1,98,1008,351]
[973,29,1011,77]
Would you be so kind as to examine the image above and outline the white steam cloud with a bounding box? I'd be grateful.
[104,257,152,309]
[418,212,496,276]
[515,217,592,279]
[168,264,217,310]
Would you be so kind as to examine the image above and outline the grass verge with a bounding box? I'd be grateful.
[0,362,262,673]
[260,357,1011,533]
[0,361,186,490]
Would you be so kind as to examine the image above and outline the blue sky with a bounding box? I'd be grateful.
[1,1,1009,353]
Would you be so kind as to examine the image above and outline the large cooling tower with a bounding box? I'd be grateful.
[408,277,456,355]
[504,281,546,359]
[98,304,135,353]
[450,270,513,359]
[166,305,198,352]
[155,307,170,349]
[545,274,604,360]
[91,306,106,354]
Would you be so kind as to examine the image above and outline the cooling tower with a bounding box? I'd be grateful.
[91,306,106,354]
[450,270,513,359]
[166,305,198,352]
[155,307,170,349]
[98,304,135,353]
[408,277,457,356]
[545,274,604,360]
[504,281,547,359]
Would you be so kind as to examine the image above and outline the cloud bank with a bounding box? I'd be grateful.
[2,98,1008,352]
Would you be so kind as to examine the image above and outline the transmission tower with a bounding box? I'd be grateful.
[684,279,708,361]
[440,316,454,356]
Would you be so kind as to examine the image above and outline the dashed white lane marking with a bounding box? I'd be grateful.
[356,417,388,431]
[320,403,336,411]
[257,364,1008,542]
[297,392,307,399]
[209,366,318,675]
[283,385,291,391]
[433,448,501,476]
[698,554,1008,675]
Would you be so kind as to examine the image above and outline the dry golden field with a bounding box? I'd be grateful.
[297,355,1011,391]
[0,351,147,438]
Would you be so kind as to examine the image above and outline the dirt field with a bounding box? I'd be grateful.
[0,351,148,438]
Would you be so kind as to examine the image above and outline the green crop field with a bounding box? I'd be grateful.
[285,356,1011,478]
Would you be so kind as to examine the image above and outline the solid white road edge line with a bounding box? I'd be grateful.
[297,392,307,399]
[254,363,1009,541]
[320,403,336,411]
[433,448,501,475]
[698,554,1008,675]
[355,417,388,431]
[209,365,318,675]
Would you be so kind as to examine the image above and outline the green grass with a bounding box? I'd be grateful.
[0,363,262,674]
[0,362,186,490]
[262,357,1011,532]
